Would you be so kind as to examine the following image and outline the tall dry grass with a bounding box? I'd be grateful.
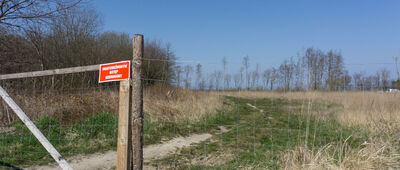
[144,85,223,121]
[224,91,400,134]
[282,138,400,169]
[223,91,400,169]
[0,85,223,124]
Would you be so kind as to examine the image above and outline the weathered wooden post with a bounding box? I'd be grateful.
[117,80,131,170]
[131,34,144,170]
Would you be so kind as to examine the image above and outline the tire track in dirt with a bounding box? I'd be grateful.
[27,133,212,170]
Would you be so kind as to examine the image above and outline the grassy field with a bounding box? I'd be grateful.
[150,96,373,169]
[1,89,400,169]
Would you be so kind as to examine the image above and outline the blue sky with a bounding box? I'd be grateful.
[94,0,400,76]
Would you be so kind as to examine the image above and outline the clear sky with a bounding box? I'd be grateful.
[94,0,400,76]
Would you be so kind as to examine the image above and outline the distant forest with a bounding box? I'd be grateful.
[184,49,398,91]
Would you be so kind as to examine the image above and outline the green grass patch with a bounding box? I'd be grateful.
[0,102,235,167]
[152,96,369,169]
[0,96,371,169]
[0,112,118,166]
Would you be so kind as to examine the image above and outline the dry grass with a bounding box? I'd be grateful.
[1,88,398,168]
[282,138,400,170]
[0,85,223,124]
[0,89,119,124]
[223,91,400,134]
[222,91,400,169]
[144,85,223,121]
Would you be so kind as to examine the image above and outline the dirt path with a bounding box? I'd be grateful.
[27,133,212,170]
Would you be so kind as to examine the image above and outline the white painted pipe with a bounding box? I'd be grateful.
[0,86,73,170]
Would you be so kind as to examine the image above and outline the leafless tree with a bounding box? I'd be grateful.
[0,0,82,29]
[304,48,325,90]
[325,50,345,90]
[364,75,375,90]
[222,56,227,90]
[270,67,277,90]
[208,73,214,90]
[379,68,390,90]
[294,54,305,90]
[374,71,381,89]
[239,67,244,90]
[233,73,241,89]
[215,71,223,90]
[224,74,231,89]
[242,55,250,90]
[393,56,399,81]
[97,31,131,62]
[184,65,193,89]
[0,31,38,73]
[175,65,182,87]
[279,59,294,91]
[262,69,271,90]
[250,64,259,90]
[143,39,176,85]
[353,71,365,90]
[195,63,203,89]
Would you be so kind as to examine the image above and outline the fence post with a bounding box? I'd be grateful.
[131,34,144,170]
[117,80,131,170]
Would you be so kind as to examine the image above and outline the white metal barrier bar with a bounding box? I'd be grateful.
[0,85,73,170]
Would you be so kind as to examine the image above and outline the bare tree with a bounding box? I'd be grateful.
[294,54,305,90]
[0,31,38,73]
[304,48,326,90]
[175,65,182,87]
[184,65,193,89]
[242,55,250,90]
[27,5,103,70]
[364,75,374,90]
[262,69,271,90]
[353,71,365,90]
[250,64,259,90]
[222,56,227,90]
[195,63,203,89]
[374,71,381,89]
[325,50,345,90]
[379,68,390,90]
[239,67,244,90]
[215,71,223,90]
[393,56,399,81]
[279,59,294,91]
[143,39,177,85]
[0,0,81,28]
[270,67,277,90]
[224,74,231,89]
[233,73,241,89]
[208,73,214,90]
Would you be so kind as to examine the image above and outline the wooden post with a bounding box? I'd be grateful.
[131,34,144,170]
[117,80,131,170]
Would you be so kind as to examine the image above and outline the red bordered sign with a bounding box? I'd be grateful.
[99,61,131,83]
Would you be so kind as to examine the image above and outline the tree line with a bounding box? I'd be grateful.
[0,0,176,87]
[176,48,396,91]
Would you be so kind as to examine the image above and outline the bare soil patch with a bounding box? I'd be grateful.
[27,133,212,170]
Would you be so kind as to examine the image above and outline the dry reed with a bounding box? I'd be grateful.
[223,91,400,169]
[0,85,223,124]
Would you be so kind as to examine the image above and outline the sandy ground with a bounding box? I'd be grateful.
[26,133,212,170]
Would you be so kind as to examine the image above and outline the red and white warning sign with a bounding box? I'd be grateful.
[99,61,131,83]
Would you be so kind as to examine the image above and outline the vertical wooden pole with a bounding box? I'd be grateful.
[131,34,144,170]
[117,80,131,170]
